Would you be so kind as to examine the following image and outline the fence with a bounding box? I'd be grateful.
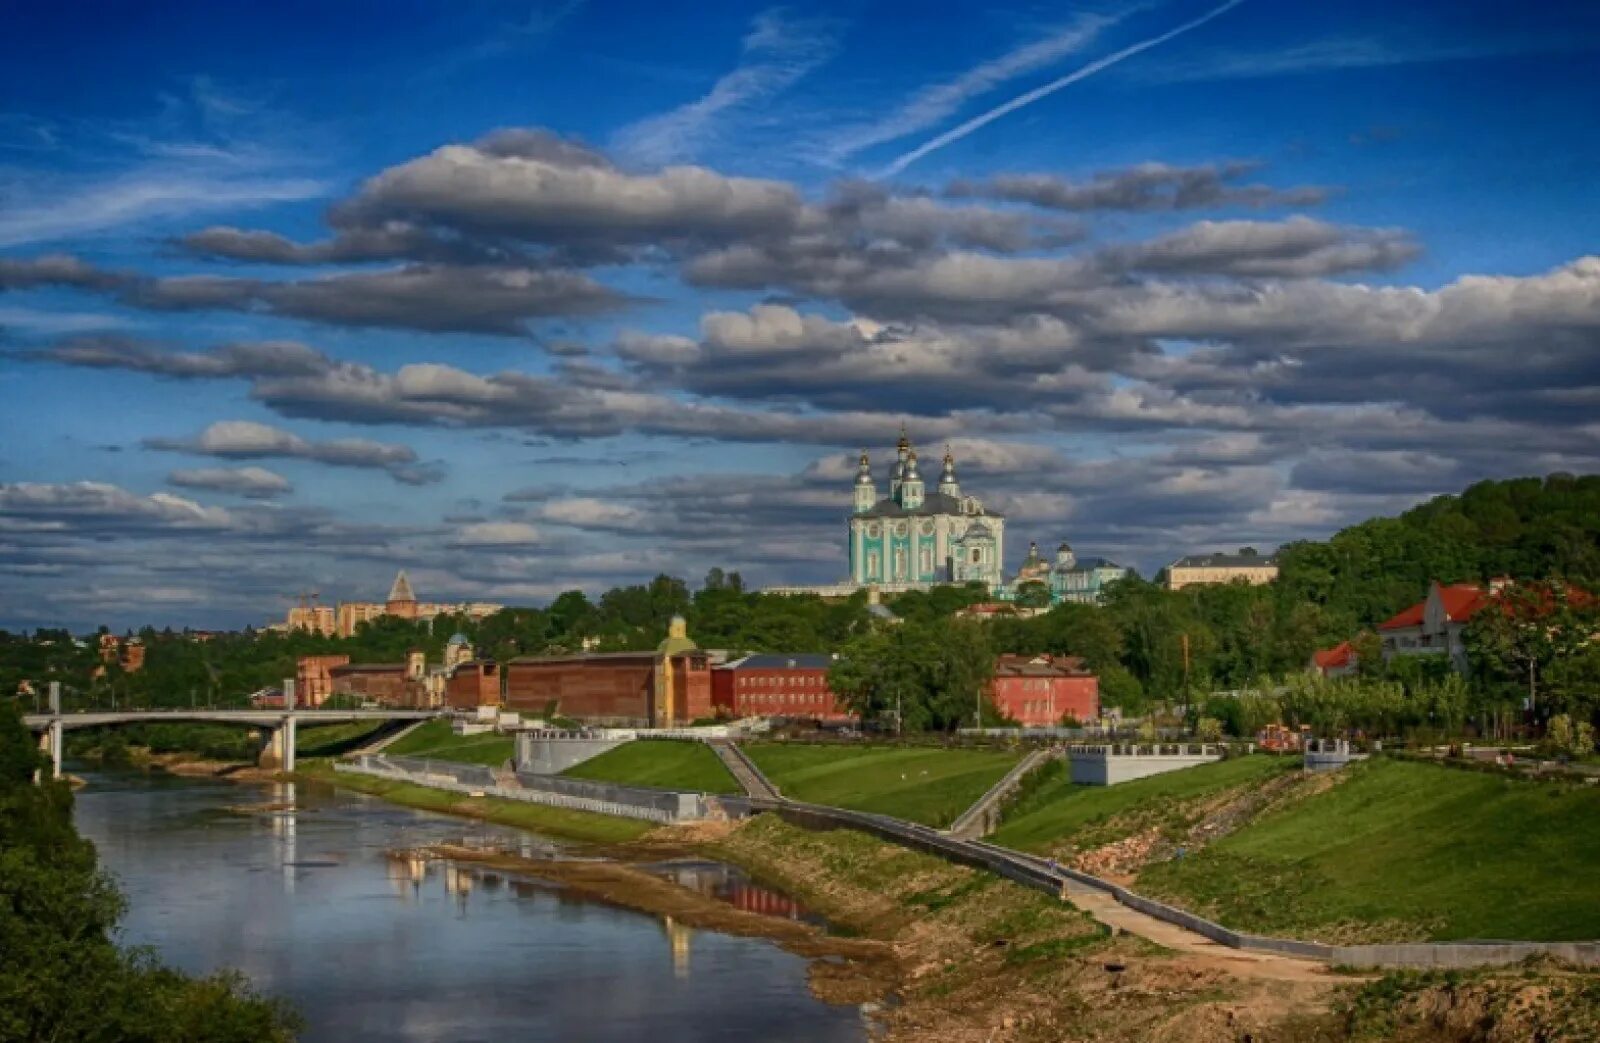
[758,797,1600,970]
[339,755,754,824]
[338,753,1600,969]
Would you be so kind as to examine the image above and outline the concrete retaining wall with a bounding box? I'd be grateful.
[337,753,1600,971]
[342,755,753,824]
[1067,744,1224,785]
[514,733,628,775]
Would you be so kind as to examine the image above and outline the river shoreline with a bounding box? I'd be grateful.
[417,840,899,1007]
[80,752,1357,1039]
[282,763,1357,1040]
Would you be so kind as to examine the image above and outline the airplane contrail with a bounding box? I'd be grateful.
[879,0,1248,178]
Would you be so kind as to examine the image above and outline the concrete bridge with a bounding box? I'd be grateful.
[23,709,439,778]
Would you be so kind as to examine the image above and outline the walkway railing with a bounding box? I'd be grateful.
[947,747,1059,838]
[330,744,1600,970]
[707,740,782,800]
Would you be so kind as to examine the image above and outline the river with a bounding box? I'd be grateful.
[73,769,869,1042]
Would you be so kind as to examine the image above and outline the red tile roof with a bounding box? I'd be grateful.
[1437,583,1492,622]
[994,653,1092,677]
[1377,602,1426,630]
[1312,641,1355,671]
[1377,580,1592,631]
[1378,582,1489,630]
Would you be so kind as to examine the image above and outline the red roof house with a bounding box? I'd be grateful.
[1310,640,1358,678]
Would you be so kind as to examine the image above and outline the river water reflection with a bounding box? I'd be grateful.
[74,770,867,1043]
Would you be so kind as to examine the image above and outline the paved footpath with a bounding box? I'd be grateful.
[714,743,1347,981]
[1059,884,1346,982]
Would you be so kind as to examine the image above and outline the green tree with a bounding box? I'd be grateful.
[1013,581,1051,610]
[0,704,298,1041]
[1465,580,1598,716]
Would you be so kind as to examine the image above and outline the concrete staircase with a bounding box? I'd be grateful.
[947,747,1060,839]
[708,740,781,800]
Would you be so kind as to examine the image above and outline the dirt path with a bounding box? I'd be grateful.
[1061,886,1355,984]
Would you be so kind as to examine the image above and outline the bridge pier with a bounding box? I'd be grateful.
[258,715,297,773]
[35,720,62,782]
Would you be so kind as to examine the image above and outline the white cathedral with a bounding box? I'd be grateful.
[847,430,1007,591]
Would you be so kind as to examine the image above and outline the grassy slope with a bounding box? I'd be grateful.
[746,743,1020,827]
[295,720,387,757]
[381,719,514,766]
[1137,757,1600,942]
[992,754,1294,854]
[561,740,741,794]
[298,762,651,844]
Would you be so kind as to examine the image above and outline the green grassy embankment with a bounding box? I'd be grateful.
[561,740,741,794]
[295,720,388,757]
[991,753,1294,855]
[745,743,1021,827]
[297,761,652,845]
[380,719,515,766]
[1137,757,1600,943]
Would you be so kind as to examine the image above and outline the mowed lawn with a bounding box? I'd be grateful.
[746,743,1021,827]
[992,754,1293,854]
[382,719,515,766]
[562,740,741,794]
[1137,758,1600,942]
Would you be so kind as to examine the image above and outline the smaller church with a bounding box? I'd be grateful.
[848,430,1007,591]
[1011,542,1131,606]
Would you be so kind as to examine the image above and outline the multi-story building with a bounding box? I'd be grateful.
[285,603,336,637]
[989,654,1099,727]
[282,571,504,638]
[1164,549,1279,590]
[1377,578,1593,673]
[847,431,1006,592]
[1377,581,1494,672]
[502,616,712,726]
[711,653,851,721]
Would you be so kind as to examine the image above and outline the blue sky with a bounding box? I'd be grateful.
[2,0,1598,629]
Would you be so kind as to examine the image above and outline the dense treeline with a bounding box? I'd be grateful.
[1277,473,1600,635]
[0,704,298,1041]
[2,475,1596,725]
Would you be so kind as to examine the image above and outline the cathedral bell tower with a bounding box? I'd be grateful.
[853,449,876,513]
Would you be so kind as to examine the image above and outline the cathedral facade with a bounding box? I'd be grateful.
[848,432,1007,590]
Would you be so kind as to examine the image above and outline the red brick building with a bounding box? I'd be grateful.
[445,660,501,710]
[296,654,351,707]
[503,651,711,725]
[710,654,852,721]
[990,654,1099,726]
[503,616,712,726]
[329,651,431,708]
